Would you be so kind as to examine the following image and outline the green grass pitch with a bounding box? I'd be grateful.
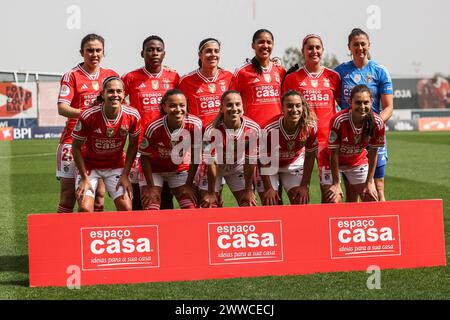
[0,131,449,299]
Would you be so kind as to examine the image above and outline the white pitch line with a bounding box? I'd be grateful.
[0,152,53,159]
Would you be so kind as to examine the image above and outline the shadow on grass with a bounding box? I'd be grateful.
[0,255,29,287]
[0,255,29,274]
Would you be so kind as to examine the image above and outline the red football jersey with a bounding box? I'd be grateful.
[58,64,119,144]
[203,116,260,165]
[282,67,341,144]
[122,67,180,128]
[178,69,233,128]
[264,114,318,167]
[328,109,385,166]
[71,104,141,170]
[139,114,202,173]
[230,62,286,126]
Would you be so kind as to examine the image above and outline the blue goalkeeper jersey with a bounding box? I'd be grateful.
[335,60,393,114]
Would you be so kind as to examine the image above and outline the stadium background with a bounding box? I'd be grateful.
[0,0,449,300]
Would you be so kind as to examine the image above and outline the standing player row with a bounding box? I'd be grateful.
[56,28,393,212]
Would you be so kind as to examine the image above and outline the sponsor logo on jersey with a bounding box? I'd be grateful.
[329,130,337,143]
[106,127,115,137]
[253,78,260,84]
[74,120,82,132]
[344,74,350,79]
[196,88,203,94]
[323,78,330,88]
[81,225,160,270]
[329,215,401,259]
[208,220,284,265]
[263,74,271,83]
[311,80,318,88]
[92,81,99,91]
[208,83,216,93]
[94,128,102,134]
[81,84,88,90]
[342,137,348,142]
[151,80,159,90]
[60,84,71,97]
[299,81,307,87]
[138,82,146,89]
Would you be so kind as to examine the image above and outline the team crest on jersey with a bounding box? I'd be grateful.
[323,78,330,88]
[208,83,216,93]
[354,74,361,83]
[219,80,227,92]
[275,74,280,83]
[354,134,361,145]
[287,141,295,151]
[162,79,170,90]
[151,80,159,90]
[106,127,115,137]
[119,125,128,136]
[366,74,373,83]
[92,81,99,91]
[329,130,337,143]
[74,120,82,132]
[140,137,149,149]
[263,74,271,83]
[311,79,318,88]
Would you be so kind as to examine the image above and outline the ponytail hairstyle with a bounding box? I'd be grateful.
[348,28,371,60]
[249,29,274,75]
[159,88,186,116]
[349,84,376,138]
[212,90,242,128]
[94,76,124,105]
[281,90,316,138]
[198,38,221,68]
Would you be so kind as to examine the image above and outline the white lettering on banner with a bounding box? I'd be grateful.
[81,225,160,270]
[13,128,32,139]
[208,220,283,265]
[394,89,412,98]
[329,215,401,259]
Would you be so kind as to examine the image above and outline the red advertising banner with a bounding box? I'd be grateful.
[0,82,37,119]
[418,117,450,131]
[28,200,446,287]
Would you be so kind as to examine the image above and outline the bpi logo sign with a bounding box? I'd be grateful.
[81,225,160,270]
[329,215,401,259]
[208,220,283,265]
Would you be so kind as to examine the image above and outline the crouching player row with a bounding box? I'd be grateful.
[71,83,385,211]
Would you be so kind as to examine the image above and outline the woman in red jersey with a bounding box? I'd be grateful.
[261,90,318,205]
[326,84,385,203]
[200,90,260,208]
[178,38,233,205]
[178,38,233,128]
[139,89,202,210]
[122,35,180,210]
[282,34,341,203]
[231,29,286,127]
[56,34,118,213]
[72,77,140,212]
